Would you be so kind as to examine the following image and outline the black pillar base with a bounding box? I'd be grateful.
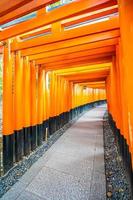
[49,117,54,135]
[52,117,57,133]
[37,124,43,146]
[3,134,14,174]
[23,127,31,156]
[57,115,61,130]
[30,125,37,151]
[45,119,50,139]
[14,130,24,162]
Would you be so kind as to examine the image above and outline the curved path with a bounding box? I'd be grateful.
[2,105,107,200]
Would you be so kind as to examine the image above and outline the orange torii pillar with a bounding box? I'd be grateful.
[23,56,31,155]
[65,80,70,123]
[116,41,129,147]
[14,51,24,161]
[117,0,133,181]
[53,73,58,131]
[3,40,14,173]
[61,78,65,125]
[30,61,38,150]
[68,81,73,120]
[56,75,61,129]
[52,72,59,132]
[42,69,47,139]
[49,71,56,135]
[37,65,44,145]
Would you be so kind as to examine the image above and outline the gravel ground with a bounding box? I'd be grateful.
[103,112,132,200]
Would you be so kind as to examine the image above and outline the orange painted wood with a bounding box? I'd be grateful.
[40,53,114,68]
[29,39,117,60]
[118,0,133,162]
[0,0,57,25]
[3,41,14,135]
[63,6,118,27]
[0,0,117,40]
[0,0,33,17]
[23,57,31,128]
[37,66,44,125]
[14,51,23,131]
[11,15,119,50]
[19,6,117,40]
[45,57,112,71]
[21,31,119,56]
[35,46,115,64]
[30,61,38,126]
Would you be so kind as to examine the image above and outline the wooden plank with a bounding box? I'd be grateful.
[21,31,119,56]
[0,0,58,25]
[63,6,118,27]
[0,0,117,40]
[36,46,115,64]
[64,70,109,80]
[42,53,114,68]
[0,0,33,17]
[29,38,117,60]
[56,66,110,76]
[55,63,111,74]
[45,57,112,71]
[72,77,106,83]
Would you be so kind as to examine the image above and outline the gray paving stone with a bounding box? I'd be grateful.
[90,181,106,200]
[19,153,52,185]
[26,166,91,200]
[16,190,45,200]
[92,171,106,184]
[44,152,93,184]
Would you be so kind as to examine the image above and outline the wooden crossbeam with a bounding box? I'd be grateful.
[0,0,117,41]
[29,38,117,60]
[0,0,58,25]
[0,0,33,17]
[21,31,119,56]
[35,46,115,65]
[43,54,113,70]
[45,57,112,71]
[11,15,119,51]
[56,66,110,76]
[55,63,110,74]
[36,51,114,66]
[73,77,106,83]
[63,6,118,28]
[64,70,109,80]
[20,5,118,40]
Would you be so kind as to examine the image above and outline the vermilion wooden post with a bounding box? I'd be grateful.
[30,61,37,150]
[14,51,23,161]
[3,40,14,173]
[118,0,133,178]
[23,56,31,155]
[37,65,44,145]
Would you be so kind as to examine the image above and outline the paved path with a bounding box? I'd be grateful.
[2,105,107,200]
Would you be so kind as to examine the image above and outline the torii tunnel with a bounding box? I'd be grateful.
[0,0,133,194]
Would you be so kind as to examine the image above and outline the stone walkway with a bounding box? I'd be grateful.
[1,105,107,200]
